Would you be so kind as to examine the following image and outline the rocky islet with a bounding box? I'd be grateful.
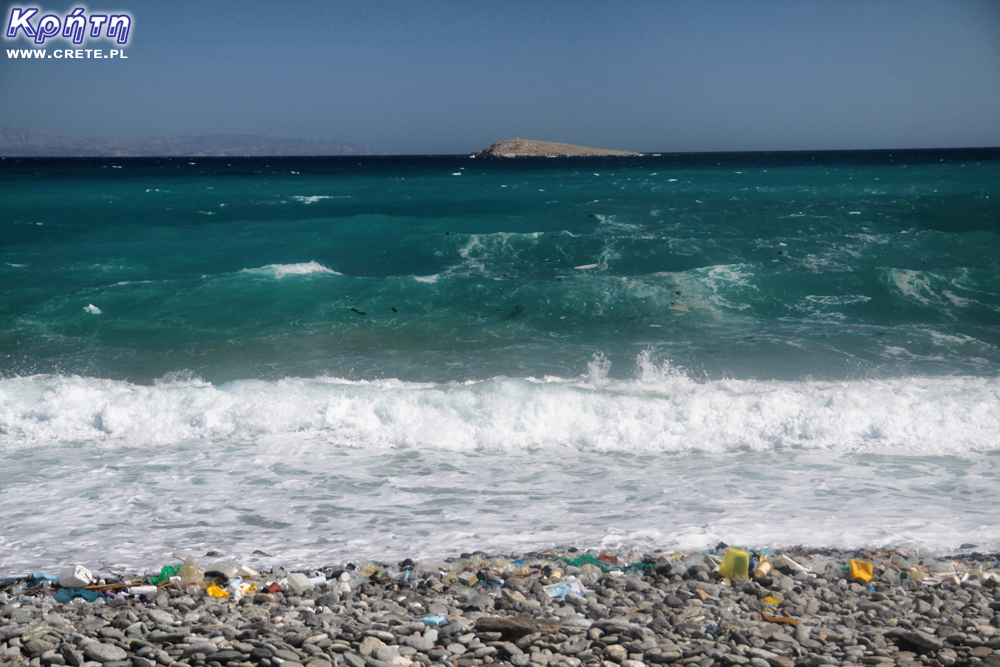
[2,547,1000,667]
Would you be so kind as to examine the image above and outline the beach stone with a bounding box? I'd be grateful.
[766,658,795,667]
[83,643,127,663]
[145,610,175,626]
[474,617,559,637]
[403,635,434,652]
[464,595,492,611]
[342,654,365,667]
[24,639,56,656]
[146,631,189,644]
[372,646,400,662]
[359,637,384,656]
[501,642,522,657]
[605,644,627,662]
[61,646,84,667]
[41,649,67,666]
[805,657,836,666]
[885,629,944,651]
[209,650,244,661]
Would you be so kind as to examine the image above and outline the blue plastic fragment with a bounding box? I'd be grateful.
[30,573,59,582]
[54,588,100,603]
[420,615,448,626]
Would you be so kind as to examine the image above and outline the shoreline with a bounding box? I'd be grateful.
[3,546,1000,667]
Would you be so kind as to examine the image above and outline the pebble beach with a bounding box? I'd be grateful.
[3,547,1000,667]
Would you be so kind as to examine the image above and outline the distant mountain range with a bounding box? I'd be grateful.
[0,127,376,157]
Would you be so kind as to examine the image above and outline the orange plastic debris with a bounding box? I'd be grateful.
[761,612,799,627]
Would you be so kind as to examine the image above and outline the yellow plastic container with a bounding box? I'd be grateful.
[850,559,873,583]
[205,583,229,598]
[718,548,750,579]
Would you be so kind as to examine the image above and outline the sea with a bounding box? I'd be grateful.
[2,149,999,574]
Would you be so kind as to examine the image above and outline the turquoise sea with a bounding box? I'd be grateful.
[2,149,999,572]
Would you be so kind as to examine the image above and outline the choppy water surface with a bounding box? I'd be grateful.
[1,150,999,572]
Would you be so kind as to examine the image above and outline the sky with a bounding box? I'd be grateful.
[1,0,999,154]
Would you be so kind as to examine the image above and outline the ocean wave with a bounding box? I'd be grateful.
[242,262,343,279]
[2,354,998,454]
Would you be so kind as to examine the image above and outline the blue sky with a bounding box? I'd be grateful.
[2,0,999,154]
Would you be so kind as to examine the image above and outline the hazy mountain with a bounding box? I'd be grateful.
[0,127,375,157]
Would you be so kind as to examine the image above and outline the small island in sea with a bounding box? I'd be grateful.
[470,138,640,157]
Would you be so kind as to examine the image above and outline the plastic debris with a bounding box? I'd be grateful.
[761,611,799,626]
[718,548,751,579]
[148,564,182,585]
[54,587,100,603]
[457,571,478,586]
[59,565,95,588]
[286,572,314,594]
[420,615,449,626]
[205,583,229,598]
[543,577,586,598]
[177,556,204,588]
[3,544,999,611]
[753,558,773,578]
[850,559,873,583]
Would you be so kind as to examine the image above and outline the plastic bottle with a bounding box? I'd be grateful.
[753,559,773,578]
[178,557,204,588]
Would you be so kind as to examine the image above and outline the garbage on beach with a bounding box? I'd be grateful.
[3,545,1000,606]
[58,565,95,588]
[718,548,751,579]
[543,577,586,598]
[849,559,874,583]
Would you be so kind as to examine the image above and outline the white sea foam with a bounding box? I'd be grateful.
[1,366,999,572]
[291,195,347,204]
[885,268,975,309]
[244,262,343,278]
[2,355,1000,571]
[2,362,998,455]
